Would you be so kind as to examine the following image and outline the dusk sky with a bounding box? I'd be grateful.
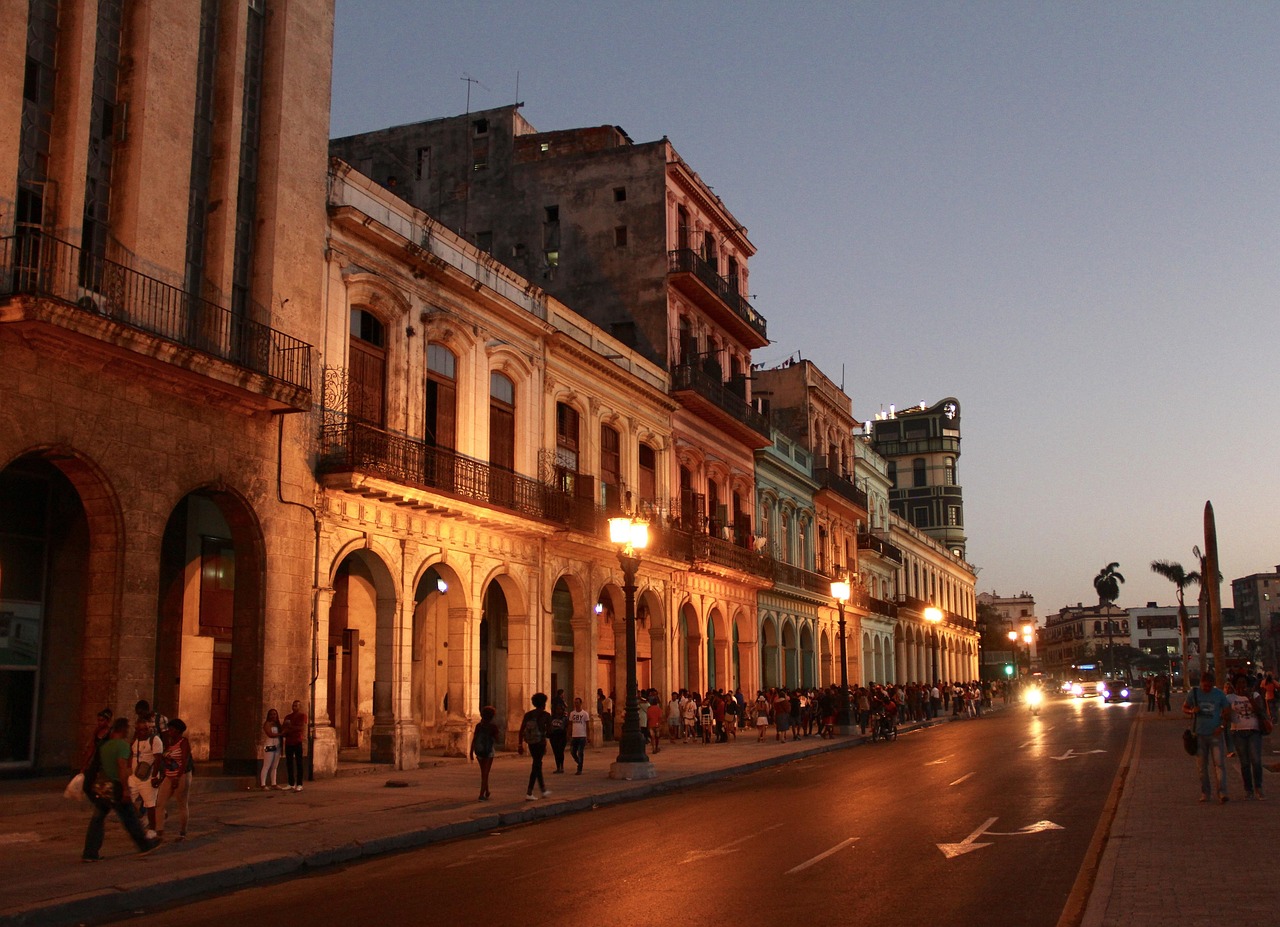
[330,1,1280,618]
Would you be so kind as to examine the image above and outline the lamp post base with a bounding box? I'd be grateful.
[608,759,659,780]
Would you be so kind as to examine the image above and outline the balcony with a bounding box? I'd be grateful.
[869,596,899,619]
[692,533,773,579]
[0,231,312,410]
[670,363,772,448]
[813,466,869,512]
[773,561,841,599]
[667,249,768,349]
[856,529,903,564]
[319,421,598,532]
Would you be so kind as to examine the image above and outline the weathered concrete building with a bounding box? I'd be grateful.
[0,0,334,773]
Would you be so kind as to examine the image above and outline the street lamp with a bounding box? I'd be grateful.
[925,606,943,683]
[831,578,851,730]
[1021,624,1034,674]
[607,515,657,780]
[1008,629,1020,675]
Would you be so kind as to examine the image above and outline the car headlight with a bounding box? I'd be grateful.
[1071,683,1083,696]
[1120,688,1129,698]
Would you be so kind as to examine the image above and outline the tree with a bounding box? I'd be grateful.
[1150,559,1199,686]
[1093,563,1125,677]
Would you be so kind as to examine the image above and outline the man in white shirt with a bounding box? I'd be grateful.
[569,697,591,775]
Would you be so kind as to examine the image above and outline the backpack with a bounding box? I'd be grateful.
[550,715,566,733]
[473,723,494,755]
[523,713,544,744]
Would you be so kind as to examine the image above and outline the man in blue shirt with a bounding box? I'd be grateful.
[1183,671,1233,803]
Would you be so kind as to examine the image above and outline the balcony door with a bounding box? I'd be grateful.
[348,309,385,427]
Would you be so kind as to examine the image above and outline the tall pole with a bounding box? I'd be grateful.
[837,599,849,725]
[614,551,648,766]
[1205,501,1224,679]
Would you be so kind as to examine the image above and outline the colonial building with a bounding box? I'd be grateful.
[1231,566,1279,671]
[869,398,966,559]
[1129,602,1198,679]
[0,0,334,773]
[889,516,978,683]
[977,590,1039,673]
[331,106,776,722]
[1041,603,1130,678]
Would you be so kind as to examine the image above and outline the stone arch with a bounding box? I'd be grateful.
[760,614,779,690]
[0,447,123,772]
[409,559,467,748]
[800,623,816,688]
[781,619,799,688]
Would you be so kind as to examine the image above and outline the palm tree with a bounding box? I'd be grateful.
[1150,559,1199,685]
[1093,563,1125,677]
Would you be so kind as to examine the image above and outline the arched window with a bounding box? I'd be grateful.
[489,372,514,471]
[349,308,386,426]
[425,344,456,449]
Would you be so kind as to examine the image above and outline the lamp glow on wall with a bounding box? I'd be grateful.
[924,606,943,682]
[831,578,851,727]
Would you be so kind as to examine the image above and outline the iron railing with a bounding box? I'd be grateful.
[667,248,767,342]
[869,596,899,619]
[774,561,838,597]
[856,529,903,564]
[813,466,869,510]
[670,363,771,438]
[0,230,312,391]
[319,421,598,531]
[693,533,773,578]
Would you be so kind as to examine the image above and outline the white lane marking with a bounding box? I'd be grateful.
[1050,748,1106,761]
[949,772,975,786]
[938,816,997,858]
[938,818,1063,858]
[786,837,859,874]
[925,754,954,766]
[680,822,783,864]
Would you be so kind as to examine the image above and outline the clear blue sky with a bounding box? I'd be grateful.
[331,1,1280,617]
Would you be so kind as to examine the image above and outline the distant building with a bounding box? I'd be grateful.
[1042,603,1130,678]
[1231,567,1280,671]
[1129,602,1198,680]
[977,591,1038,676]
[868,398,966,559]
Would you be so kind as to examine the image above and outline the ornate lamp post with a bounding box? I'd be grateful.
[925,606,943,683]
[1008,629,1020,675]
[1021,624,1034,675]
[607,515,657,780]
[831,578,851,729]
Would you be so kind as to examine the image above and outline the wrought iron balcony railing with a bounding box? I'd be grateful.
[856,529,903,564]
[0,230,312,392]
[692,533,774,578]
[773,561,838,597]
[670,363,771,438]
[813,466,869,511]
[869,596,899,619]
[319,421,598,531]
[667,248,767,342]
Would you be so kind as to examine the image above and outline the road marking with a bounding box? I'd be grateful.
[949,772,975,786]
[938,817,1063,858]
[680,822,783,864]
[925,754,953,766]
[786,837,859,874]
[1050,748,1106,761]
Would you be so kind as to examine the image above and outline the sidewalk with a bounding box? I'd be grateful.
[1079,710,1280,927]
[0,720,918,926]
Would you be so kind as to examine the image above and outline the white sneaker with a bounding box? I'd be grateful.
[294,785,303,792]
[145,829,157,840]
[541,790,551,798]
[524,793,537,801]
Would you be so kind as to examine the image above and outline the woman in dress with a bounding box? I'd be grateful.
[259,708,285,790]
[154,718,193,841]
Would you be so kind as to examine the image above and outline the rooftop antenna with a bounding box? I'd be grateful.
[460,74,490,237]
[514,70,520,106]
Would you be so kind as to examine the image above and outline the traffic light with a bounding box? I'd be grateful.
[1004,664,1014,677]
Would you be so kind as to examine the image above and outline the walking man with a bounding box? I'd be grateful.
[569,696,590,774]
[518,692,552,800]
[83,718,160,861]
[1184,671,1232,803]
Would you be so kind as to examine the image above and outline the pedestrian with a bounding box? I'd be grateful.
[283,699,308,792]
[128,715,164,839]
[82,718,160,861]
[135,699,169,736]
[774,690,791,742]
[518,692,552,800]
[930,683,942,719]
[1184,671,1232,803]
[1227,674,1266,800]
[80,708,113,774]
[469,705,499,800]
[154,718,192,841]
[646,695,664,753]
[569,697,590,774]
[754,691,769,741]
[259,708,284,790]
[548,700,569,773]
[601,690,615,741]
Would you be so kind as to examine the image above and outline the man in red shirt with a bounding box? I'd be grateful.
[283,700,308,792]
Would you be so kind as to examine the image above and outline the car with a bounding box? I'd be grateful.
[1071,680,1099,698]
[1099,681,1133,703]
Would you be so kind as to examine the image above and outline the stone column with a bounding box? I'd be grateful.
[311,586,338,777]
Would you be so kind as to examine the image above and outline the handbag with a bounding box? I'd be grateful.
[134,760,152,779]
[64,772,86,801]
[1182,690,1199,756]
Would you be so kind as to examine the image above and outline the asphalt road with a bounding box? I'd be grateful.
[107,696,1138,927]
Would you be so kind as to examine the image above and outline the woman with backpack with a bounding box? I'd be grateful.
[548,701,569,773]
[469,705,500,801]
